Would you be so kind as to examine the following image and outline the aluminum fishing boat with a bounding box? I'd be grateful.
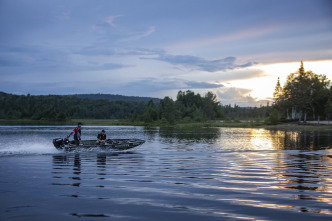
[53,138,145,151]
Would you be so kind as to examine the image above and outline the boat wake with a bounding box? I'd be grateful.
[0,138,59,156]
[0,140,138,157]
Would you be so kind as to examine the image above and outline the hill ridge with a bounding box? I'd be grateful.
[73,93,160,103]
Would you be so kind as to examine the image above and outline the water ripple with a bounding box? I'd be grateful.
[1,126,332,220]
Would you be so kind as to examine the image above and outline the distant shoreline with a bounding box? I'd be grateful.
[263,121,332,131]
[0,119,331,131]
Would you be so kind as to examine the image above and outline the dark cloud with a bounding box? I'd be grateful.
[144,53,256,72]
[120,77,223,93]
[185,81,224,89]
[0,45,132,72]
[87,63,134,71]
[0,46,41,67]
[76,45,259,76]
[0,55,30,67]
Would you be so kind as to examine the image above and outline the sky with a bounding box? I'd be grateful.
[0,0,331,106]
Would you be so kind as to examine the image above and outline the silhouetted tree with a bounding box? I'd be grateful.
[273,61,330,122]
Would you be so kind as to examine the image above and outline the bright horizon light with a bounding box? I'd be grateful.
[226,60,332,104]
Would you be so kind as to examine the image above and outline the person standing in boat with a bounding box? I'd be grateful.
[97,129,107,144]
[69,122,82,146]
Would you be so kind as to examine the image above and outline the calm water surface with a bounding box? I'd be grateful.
[0,126,332,221]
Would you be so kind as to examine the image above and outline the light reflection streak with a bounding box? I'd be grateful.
[216,198,332,216]
[250,129,274,150]
[240,129,332,215]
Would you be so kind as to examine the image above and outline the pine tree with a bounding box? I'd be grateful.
[299,60,305,75]
[273,77,283,100]
[275,61,330,122]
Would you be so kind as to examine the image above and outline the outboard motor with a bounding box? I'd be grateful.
[53,137,70,149]
[53,138,64,148]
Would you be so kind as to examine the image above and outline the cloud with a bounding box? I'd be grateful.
[216,87,256,106]
[170,25,283,50]
[120,77,224,93]
[52,6,71,21]
[76,46,165,57]
[216,87,269,106]
[185,80,224,89]
[144,53,256,72]
[0,45,70,69]
[121,26,156,42]
[91,15,124,33]
[216,68,266,82]
[84,62,134,71]
[0,53,34,67]
[105,15,123,27]
[0,45,132,73]
[116,78,271,107]
[92,14,155,43]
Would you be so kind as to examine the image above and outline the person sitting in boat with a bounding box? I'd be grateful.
[97,129,107,144]
[68,122,82,146]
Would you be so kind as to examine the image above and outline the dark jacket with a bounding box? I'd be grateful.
[97,133,106,140]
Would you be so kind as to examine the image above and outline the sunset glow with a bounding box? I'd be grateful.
[226,60,332,105]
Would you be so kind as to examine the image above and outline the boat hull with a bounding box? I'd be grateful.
[53,138,145,151]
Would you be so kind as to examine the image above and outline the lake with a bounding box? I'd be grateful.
[0,125,332,221]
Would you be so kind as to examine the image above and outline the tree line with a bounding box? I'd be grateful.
[133,90,272,124]
[272,61,332,123]
[0,91,272,123]
[0,92,146,121]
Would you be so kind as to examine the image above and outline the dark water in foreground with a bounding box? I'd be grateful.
[0,126,332,221]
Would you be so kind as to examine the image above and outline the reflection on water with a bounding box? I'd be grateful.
[159,127,221,140]
[270,130,332,150]
[253,129,332,216]
[273,152,332,215]
[1,126,332,220]
[250,129,332,150]
[249,129,332,215]
[48,151,332,219]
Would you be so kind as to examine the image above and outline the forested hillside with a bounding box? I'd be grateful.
[74,94,160,103]
[0,91,272,123]
[0,92,146,120]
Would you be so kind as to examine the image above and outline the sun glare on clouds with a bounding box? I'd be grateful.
[225,60,332,105]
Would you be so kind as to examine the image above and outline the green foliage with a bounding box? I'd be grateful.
[265,109,280,125]
[144,100,159,122]
[273,62,331,121]
[273,77,283,101]
[57,112,67,121]
[1,90,274,125]
[0,92,146,121]
[134,90,272,125]
[160,96,179,124]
